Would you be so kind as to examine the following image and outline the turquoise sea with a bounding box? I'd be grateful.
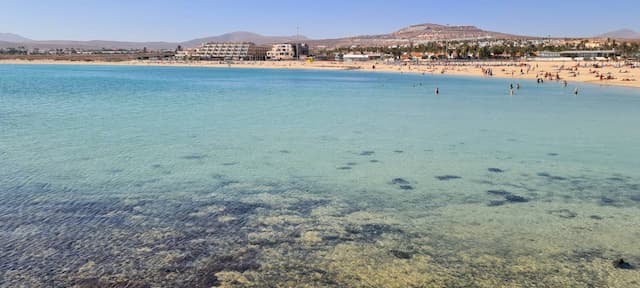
[1,64,639,287]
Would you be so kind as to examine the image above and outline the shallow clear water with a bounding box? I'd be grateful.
[1,64,639,287]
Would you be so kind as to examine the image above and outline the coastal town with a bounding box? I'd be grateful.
[2,36,639,61]
[3,35,639,88]
[2,23,640,88]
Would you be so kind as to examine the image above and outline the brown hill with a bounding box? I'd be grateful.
[308,23,528,48]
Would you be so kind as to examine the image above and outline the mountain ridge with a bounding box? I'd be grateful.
[0,32,32,42]
[596,29,640,39]
[5,24,635,50]
[0,31,308,50]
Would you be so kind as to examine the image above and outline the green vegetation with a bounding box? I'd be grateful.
[321,39,640,60]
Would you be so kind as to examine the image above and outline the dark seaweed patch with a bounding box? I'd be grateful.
[345,162,357,166]
[487,189,530,204]
[182,154,207,160]
[390,178,413,190]
[537,172,567,181]
[548,209,577,219]
[393,150,404,153]
[548,153,559,156]
[359,151,375,156]
[590,215,604,220]
[435,175,462,181]
[337,166,352,170]
[487,190,511,196]
[391,178,410,185]
[151,164,163,169]
[629,195,640,202]
[222,162,238,166]
[279,150,291,154]
[599,197,618,206]
[505,195,529,203]
[488,168,504,173]
[369,159,379,163]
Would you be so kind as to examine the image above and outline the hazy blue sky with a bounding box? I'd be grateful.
[1,0,639,41]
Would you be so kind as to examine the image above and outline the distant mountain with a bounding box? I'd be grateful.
[307,23,529,48]
[0,24,533,50]
[596,29,640,39]
[0,31,309,50]
[181,31,308,48]
[0,32,32,42]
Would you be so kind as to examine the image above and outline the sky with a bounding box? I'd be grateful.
[1,0,639,42]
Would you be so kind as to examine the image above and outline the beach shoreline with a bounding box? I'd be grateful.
[2,59,639,89]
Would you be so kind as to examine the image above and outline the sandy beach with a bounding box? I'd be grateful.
[2,58,639,88]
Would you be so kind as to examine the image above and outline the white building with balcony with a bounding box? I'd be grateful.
[267,44,295,60]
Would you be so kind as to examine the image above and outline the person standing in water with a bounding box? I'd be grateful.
[563,80,568,88]
[435,87,439,95]
[516,83,520,90]
[574,87,579,95]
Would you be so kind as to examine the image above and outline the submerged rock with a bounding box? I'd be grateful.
[487,168,504,173]
[398,185,414,190]
[613,258,634,270]
[359,151,375,156]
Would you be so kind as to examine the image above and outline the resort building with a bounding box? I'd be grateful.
[266,43,309,60]
[267,44,295,60]
[185,42,268,60]
[340,54,370,61]
[537,50,617,60]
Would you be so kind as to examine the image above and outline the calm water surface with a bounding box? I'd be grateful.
[1,64,639,287]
